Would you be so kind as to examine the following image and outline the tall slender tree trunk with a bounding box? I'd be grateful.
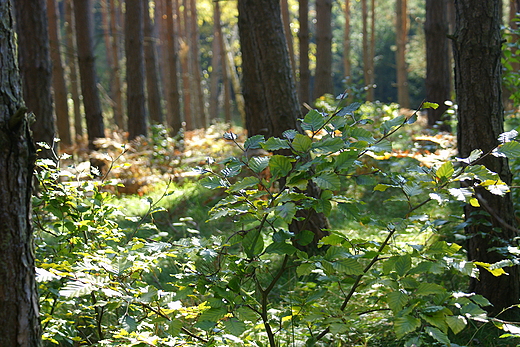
[219,12,232,123]
[209,0,222,122]
[126,0,147,139]
[0,1,41,345]
[47,0,72,146]
[165,0,182,133]
[64,0,83,138]
[109,0,125,130]
[314,0,333,99]
[343,0,351,83]
[425,0,451,130]
[190,0,205,128]
[143,0,164,124]
[281,0,296,80]
[298,0,310,108]
[367,0,375,101]
[13,0,56,158]
[224,33,246,125]
[73,0,105,149]
[453,0,519,318]
[396,0,410,108]
[361,0,371,100]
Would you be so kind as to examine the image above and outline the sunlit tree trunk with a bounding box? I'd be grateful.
[368,0,375,101]
[224,33,246,125]
[425,0,451,130]
[109,0,125,129]
[219,12,232,123]
[314,0,333,99]
[126,0,147,139]
[343,0,351,83]
[143,0,164,124]
[453,0,519,318]
[396,0,410,108]
[298,0,311,108]
[281,0,296,79]
[180,0,192,130]
[0,1,41,345]
[165,0,182,133]
[64,0,83,138]
[74,0,105,149]
[47,0,72,146]
[209,0,222,122]
[190,0,206,128]
[13,0,56,158]
[361,0,371,101]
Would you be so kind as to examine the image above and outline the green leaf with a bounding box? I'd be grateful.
[296,262,315,276]
[425,326,451,345]
[295,229,315,246]
[312,172,341,190]
[265,241,297,255]
[387,291,409,312]
[334,150,357,171]
[495,141,520,158]
[448,187,473,202]
[200,176,228,189]
[244,135,265,150]
[337,202,360,220]
[436,161,454,180]
[120,314,138,332]
[394,254,412,276]
[301,109,325,132]
[423,102,439,109]
[333,258,364,275]
[368,140,392,154]
[336,102,361,117]
[319,234,346,246]
[312,137,345,153]
[415,283,446,296]
[198,307,227,322]
[263,137,290,151]
[394,315,421,338]
[243,229,264,258]
[275,202,297,223]
[229,176,260,192]
[349,127,375,143]
[292,134,313,152]
[446,315,467,334]
[269,155,293,178]
[381,115,405,134]
[223,318,247,336]
[249,156,270,173]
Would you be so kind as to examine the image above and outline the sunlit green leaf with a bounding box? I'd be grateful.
[387,291,408,312]
[269,155,293,178]
[425,326,451,345]
[244,135,265,150]
[249,156,270,173]
[229,177,260,192]
[312,172,341,190]
[333,258,363,275]
[436,161,454,180]
[301,109,325,131]
[263,137,290,151]
[394,315,420,338]
[394,254,412,276]
[292,134,313,152]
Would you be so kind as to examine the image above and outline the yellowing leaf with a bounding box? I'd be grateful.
[475,261,508,276]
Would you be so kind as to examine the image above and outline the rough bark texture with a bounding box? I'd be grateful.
[109,0,124,130]
[314,0,334,99]
[13,0,56,158]
[453,0,519,317]
[425,0,451,130]
[47,0,72,146]
[298,0,310,108]
[0,1,41,345]
[209,1,222,121]
[74,0,105,149]
[165,0,182,133]
[395,0,410,108]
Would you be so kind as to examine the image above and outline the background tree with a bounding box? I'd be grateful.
[13,0,56,157]
[0,0,41,344]
[314,0,334,99]
[395,0,410,108]
[74,0,105,149]
[343,0,351,83]
[125,0,147,139]
[425,0,451,130]
[298,0,311,108]
[453,0,519,317]
[164,0,182,133]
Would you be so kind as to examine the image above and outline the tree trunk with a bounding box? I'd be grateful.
[281,0,296,80]
[64,0,83,138]
[425,0,451,130]
[190,0,206,128]
[343,0,351,83]
[73,0,105,149]
[165,0,182,133]
[13,0,56,158]
[219,9,232,124]
[453,0,519,317]
[126,0,147,139]
[298,0,311,108]
[368,0,375,101]
[314,0,334,99]
[361,0,371,101]
[143,0,164,125]
[47,0,72,147]
[224,33,246,125]
[209,1,222,122]
[0,1,41,345]
[180,0,192,130]
[396,0,410,108]
[109,0,125,130]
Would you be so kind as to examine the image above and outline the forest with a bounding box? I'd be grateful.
[1,0,520,346]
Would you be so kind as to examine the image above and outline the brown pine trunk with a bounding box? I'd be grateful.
[0,1,41,345]
[298,0,311,108]
[368,0,375,101]
[64,0,83,138]
[13,0,56,158]
[180,0,193,130]
[361,0,371,100]
[396,0,410,108]
[224,33,246,125]
[109,0,125,130]
[190,0,205,128]
[453,0,519,318]
[126,0,147,139]
[281,0,296,80]
[165,0,182,133]
[343,0,351,83]
[143,0,164,124]
[425,0,451,130]
[209,0,222,121]
[47,0,72,146]
[314,0,333,99]
[219,11,232,123]
[74,0,105,149]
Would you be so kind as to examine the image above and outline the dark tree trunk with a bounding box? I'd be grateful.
[425,0,451,130]
[343,0,351,82]
[73,0,105,149]
[396,0,410,108]
[453,0,519,317]
[209,0,222,121]
[0,1,41,345]
[165,0,182,133]
[47,0,72,147]
[13,0,56,158]
[314,0,334,99]
[190,0,205,128]
[298,0,310,108]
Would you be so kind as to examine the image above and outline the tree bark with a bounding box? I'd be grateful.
[218,7,232,124]
[396,0,410,108]
[314,0,334,99]
[453,0,519,317]
[0,1,41,345]
[209,1,222,122]
[164,0,182,133]
[47,0,72,146]
[425,0,451,130]
[13,0,56,158]
[343,0,351,82]
[73,0,105,149]
[190,0,205,128]
[180,0,192,130]
[109,0,125,130]
[298,0,311,108]
[281,0,296,80]
[361,0,372,101]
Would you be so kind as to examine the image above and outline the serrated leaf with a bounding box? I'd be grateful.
[243,229,264,258]
[446,315,467,334]
[415,283,446,296]
[269,155,293,178]
[263,137,291,151]
[334,151,357,171]
[265,241,297,255]
[336,102,361,117]
[292,134,313,152]
[394,315,421,338]
[229,176,259,192]
[275,202,297,223]
[244,135,265,150]
[249,156,270,173]
[312,172,341,190]
[312,137,344,153]
[319,234,346,246]
[295,229,315,246]
[333,258,364,275]
[200,176,228,189]
[349,127,376,143]
[425,326,451,345]
[387,291,409,312]
[381,115,405,134]
[495,141,520,158]
[436,161,454,180]
[59,280,98,298]
[223,318,246,336]
[296,263,315,277]
[368,140,392,154]
[283,129,298,140]
[448,187,473,202]
[394,254,412,276]
[120,315,137,332]
[302,109,326,131]
[337,202,360,220]
[457,149,483,164]
[199,307,227,322]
